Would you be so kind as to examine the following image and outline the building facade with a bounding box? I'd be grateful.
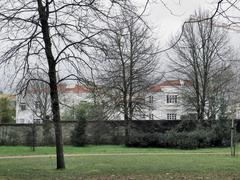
[15,79,240,123]
[15,84,90,124]
[143,80,193,120]
[15,80,195,123]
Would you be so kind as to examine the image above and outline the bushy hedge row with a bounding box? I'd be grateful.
[127,119,232,149]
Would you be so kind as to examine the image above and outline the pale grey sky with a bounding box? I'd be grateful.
[139,0,240,49]
[135,0,216,44]
[133,0,240,71]
[1,0,240,92]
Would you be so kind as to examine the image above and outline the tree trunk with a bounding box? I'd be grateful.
[50,78,65,169]
[127,27,134,145]
[125,115,130,146]
[124,92,130,145]
[37,0,65,169]
[123,81,130,145]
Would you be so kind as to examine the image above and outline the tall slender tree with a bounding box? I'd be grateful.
[170,10,233,121]
[94,6,159,145]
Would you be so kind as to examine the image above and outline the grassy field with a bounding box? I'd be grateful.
[0,145,240,179]
[0,145,237,156]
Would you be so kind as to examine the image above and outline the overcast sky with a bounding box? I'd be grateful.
[129,0,215,74]
[136,0,214,43]
[136,0,240,48]
[131,0,240,75]
[1,0,240,92]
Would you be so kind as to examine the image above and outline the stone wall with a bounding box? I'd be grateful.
[0,120,181,146]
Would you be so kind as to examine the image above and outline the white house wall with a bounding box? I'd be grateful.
[146,86,191,120]
[60,92,91,116]
[16,90,92,124]
[16,99,35,124]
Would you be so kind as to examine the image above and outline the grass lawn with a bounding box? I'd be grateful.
[0,145,240,179]
[0,145,237,156]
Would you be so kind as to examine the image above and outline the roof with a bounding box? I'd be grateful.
[63,84,90,93]
[149,80,190,92]
[25,84,90,94]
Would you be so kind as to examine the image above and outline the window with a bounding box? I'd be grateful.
[237,111,240,119]
[33,119,42,124]
[35,101,41,109]
[148,96,154,110]
[141,113,146,119]
[19,102,26,111]
[149,96,153,104]
[167,113,177,120]
[166,95,177,103]
[149,113,154,120]
[19,119,25,123]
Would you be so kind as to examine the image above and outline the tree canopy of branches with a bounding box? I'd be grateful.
[170,10,233,121]
[94,7,159,145]
[212,0,240,31]
[20,72,51,122]
[0,0,143,169]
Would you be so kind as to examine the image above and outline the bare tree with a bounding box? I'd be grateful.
[211,0,240,31]
[205,67,235,120]
[20,73,51,122]
[93,7,159,145]
[169,10,233,121]
[0,0,145,169]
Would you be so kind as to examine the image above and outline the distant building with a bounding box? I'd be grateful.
[15,80,195,123]
[15,84,91,124]
[143,80,194,120]
[15,79,240,123]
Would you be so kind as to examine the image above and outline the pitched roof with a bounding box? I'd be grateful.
[25,84,90,94]
[63,84,90,93]
[158,80,182,87]
[149,80,190,92]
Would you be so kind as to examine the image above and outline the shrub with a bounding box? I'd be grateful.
[163,131,199,149]
[174,120,197,132]
[71,116,87,146]
[127,119,231,149]
[127,132,157,147]
[71,104,87,146]
[176,134,199,149]
[214,118,231,146]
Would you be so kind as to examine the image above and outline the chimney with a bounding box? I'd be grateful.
[180,79,184,86]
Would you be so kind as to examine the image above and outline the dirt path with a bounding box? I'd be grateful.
[0,152,235,159]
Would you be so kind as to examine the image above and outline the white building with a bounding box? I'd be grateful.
[16,84,91,124]
[16,79,240,123]
[16,100,39,124]
[15,80,195,123]
[144,79,194,120]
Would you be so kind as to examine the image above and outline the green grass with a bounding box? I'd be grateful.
[0,145,237,156]
[0,145,240,179]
